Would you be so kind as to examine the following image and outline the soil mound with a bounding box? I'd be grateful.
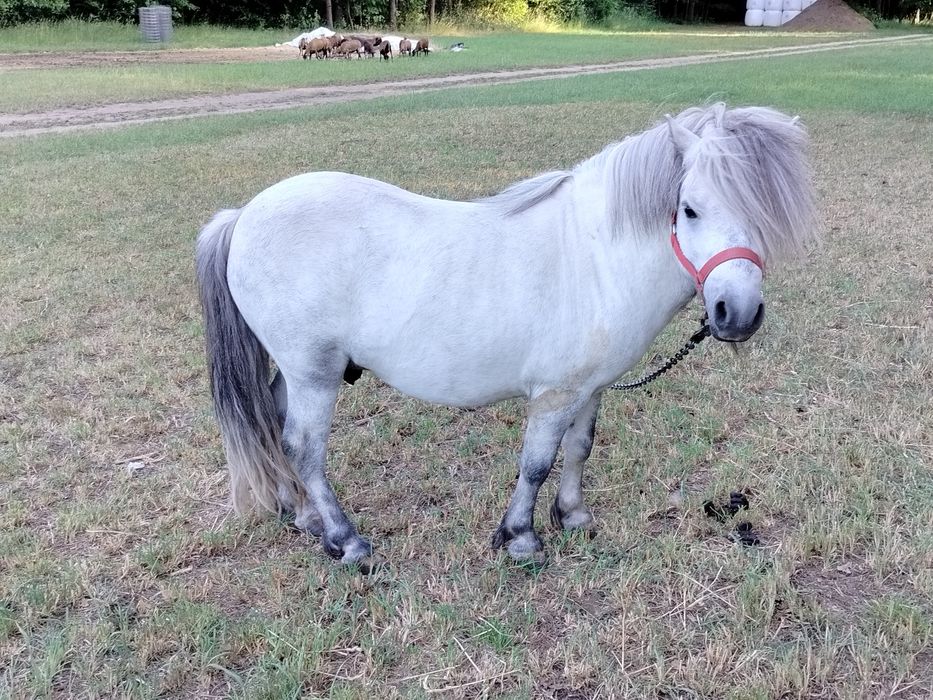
[783,0,875,31]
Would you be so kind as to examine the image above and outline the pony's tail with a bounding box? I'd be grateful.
[195,209,305,515]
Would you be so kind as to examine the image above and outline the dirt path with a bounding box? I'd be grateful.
[2,34,928,138]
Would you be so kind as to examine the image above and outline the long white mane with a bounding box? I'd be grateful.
[483,103,816,263]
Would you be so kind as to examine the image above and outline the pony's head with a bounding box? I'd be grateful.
[665,105,816,342]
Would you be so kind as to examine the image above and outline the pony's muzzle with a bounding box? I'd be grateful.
[709,295,765,342]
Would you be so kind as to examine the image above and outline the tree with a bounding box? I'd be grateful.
[325,0,333,26]
[389,0,396,27]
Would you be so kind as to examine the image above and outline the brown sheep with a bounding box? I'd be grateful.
[399,38,412,56]
[326,34,344,52]
[334,39,362,59]
[298,37,309,59]
[379,41,392,61]
[360,39,376,58]
[308,37,330,59]
[413,38,429,56]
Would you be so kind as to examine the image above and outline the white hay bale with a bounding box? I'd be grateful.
[764,0,783,11]
[763,9,783,25]
[782,0,802,10]
[381,35,409,53]
[781,9,801,22]
[802,0,816,7]
[746,0,765,9]
[745,9,765,25]
[285,27,335,48]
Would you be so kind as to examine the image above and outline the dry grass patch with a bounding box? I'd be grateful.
[1,101,931,697]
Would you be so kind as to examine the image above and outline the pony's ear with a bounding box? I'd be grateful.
[666,115,700,156]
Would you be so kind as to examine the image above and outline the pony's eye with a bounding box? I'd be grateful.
[684,206,698,219]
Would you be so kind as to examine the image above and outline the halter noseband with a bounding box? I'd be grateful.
[669,212,765,297]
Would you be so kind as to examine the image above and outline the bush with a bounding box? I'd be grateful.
[582,0,613,22]
[528,0,584,22]
[473,0,530,25]
[0,0,69,26]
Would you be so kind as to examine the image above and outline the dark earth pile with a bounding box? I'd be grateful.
[783,0,876,31]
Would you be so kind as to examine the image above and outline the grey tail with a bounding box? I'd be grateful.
[195,209,305,514]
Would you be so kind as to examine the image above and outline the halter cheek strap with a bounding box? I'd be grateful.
[669,212,765,296]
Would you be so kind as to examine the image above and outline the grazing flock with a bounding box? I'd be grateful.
[298,34,430,60]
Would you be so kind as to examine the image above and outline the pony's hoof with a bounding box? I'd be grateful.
[322,532,372,562]
[346,553,387,575]
[492,524,544,561]
[508,540,546,565]
[550,499,596,536]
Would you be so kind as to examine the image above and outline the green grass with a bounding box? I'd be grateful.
[0,19,305,51]
[0,29,890,113]
[2,41,932,697]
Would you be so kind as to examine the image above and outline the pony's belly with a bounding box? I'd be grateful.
[357,353,525,408]
[387,379,521,409]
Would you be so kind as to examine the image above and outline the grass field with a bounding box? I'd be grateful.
[0,29,907,114]
[2,32,932,698]
[0,20,308,52]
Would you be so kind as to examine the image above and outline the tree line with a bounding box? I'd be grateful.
[1,0,929,28]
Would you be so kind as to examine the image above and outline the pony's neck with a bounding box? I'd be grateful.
[574,123,679,243]
[564,134,695,365]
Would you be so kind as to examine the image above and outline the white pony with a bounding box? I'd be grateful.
[196,104,815,567]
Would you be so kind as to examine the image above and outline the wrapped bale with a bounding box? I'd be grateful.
[763,9,783,24]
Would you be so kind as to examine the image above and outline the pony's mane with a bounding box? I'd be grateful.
[479,170,573,215]
[482,103,817,264]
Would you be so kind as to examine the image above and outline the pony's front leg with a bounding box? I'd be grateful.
[550,393,601,533]
[492,400,577,562]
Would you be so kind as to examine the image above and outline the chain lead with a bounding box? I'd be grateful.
[608,319,711,391]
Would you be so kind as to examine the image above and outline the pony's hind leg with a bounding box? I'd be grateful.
[492,398,578,562]
[550,393,601,533]
[280,368,372,565]
[270,370,324,536]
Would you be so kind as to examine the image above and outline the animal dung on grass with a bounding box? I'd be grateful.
[703,491,750,522]
[703,491,761,547]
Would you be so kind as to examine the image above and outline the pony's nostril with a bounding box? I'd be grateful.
[753,302,765,329]
[714,300,728,326]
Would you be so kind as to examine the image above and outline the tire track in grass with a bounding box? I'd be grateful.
[1,33,929,138]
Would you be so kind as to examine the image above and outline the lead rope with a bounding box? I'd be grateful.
[608,317,711,391]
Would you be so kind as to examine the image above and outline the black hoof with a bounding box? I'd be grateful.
[322,531,372,562]
[550,498,596,536]
[491,522,544,561]
[492,522,534,549]
[549,499,565,530]
[352,554,387,575]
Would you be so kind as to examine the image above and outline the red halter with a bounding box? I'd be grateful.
[669,212,765,297]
